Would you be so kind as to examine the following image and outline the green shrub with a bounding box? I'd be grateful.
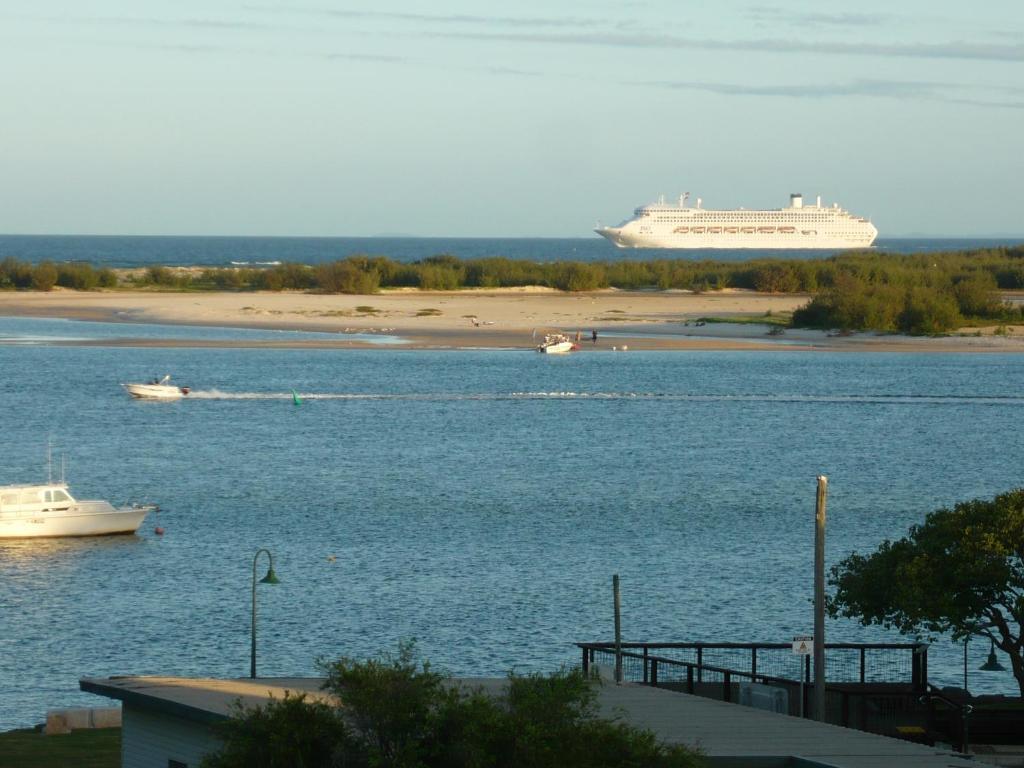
[142,265,184,287]
[56,262,100,290]
[898,287,963,334]
[315,259,380,294]
[97,268,118,288]
[1,257,33,289]
[952,272,1000,317]
[203,643,703,768]
[31,262,58,291]
[752,263,800,293]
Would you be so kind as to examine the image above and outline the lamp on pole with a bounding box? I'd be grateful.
[250,548,280,679]
[964,635,1008,692]
[980,639,1007,673]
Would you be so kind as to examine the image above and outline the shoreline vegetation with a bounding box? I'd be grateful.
[2,246,1024,349]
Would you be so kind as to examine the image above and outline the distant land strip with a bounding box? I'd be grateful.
[2,245,1024,336]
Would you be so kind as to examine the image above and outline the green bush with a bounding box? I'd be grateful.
[898,287,963,334]
[31,262,58,291]
[315,259,381,294]
[142,265,184,287]
[56,262,100,290]
[259,262,316,291]
[202,643,703,768]
[97,268,118,288]
[752,264,800,293]
[1,257,33,289]
[952,272,1000,317]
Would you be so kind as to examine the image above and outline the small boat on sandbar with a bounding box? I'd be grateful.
[122,375,190,400]
[536,333,577,354]
[0,482,154,538]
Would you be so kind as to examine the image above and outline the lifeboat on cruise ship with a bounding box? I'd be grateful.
[778,226,796,234]
[673,226,690,233]
[740,227,755,234]
[801,230,817,236]
[707,227,722,234]
[725,227,739,234]
[690,227,705,234]
[757,226,776,234]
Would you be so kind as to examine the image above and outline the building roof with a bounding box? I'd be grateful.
[81,675,990,768]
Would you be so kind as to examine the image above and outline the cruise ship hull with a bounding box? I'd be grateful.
[596,226,876,250]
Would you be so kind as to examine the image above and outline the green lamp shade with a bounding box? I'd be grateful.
[260,567,280,585]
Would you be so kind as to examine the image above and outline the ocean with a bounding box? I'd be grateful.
[0,316,1022,728]
[1,234,1022,268]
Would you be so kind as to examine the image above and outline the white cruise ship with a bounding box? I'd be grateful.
[596,193,877,249]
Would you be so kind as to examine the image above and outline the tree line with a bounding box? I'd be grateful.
[3,245,1023,334]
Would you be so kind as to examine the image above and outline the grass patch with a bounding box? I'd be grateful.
[696,312,791,327]
[0,727,120,768]
[354,305,379,315]
[595,316,644,322]
[604,309,625,313]
[416,308,442,316]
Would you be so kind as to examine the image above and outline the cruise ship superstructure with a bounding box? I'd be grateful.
[596,193,877,249]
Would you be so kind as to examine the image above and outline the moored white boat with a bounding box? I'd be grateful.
[122,375,190,400]
[536,333,576,354]
[0,482,153,538]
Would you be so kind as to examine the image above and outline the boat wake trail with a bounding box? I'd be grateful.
[184,390,1024,405]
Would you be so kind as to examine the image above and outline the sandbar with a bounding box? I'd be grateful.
[1,288,1023,352]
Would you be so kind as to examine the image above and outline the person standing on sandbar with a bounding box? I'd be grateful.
[591,329,598,344]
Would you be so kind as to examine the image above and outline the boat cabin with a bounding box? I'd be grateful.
[0,484,75,514]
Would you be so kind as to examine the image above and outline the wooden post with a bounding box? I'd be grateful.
[613,574,623,684]
[813,475,828,722]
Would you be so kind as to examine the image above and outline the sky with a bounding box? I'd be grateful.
[1,1,1022,237]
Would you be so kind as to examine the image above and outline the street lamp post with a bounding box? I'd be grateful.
[953,635,1007,754]
[250,548,280,679]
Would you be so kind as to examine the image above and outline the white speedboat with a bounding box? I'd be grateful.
[0,482,153,538]
[536,333,576,354]
[122,375,190,400]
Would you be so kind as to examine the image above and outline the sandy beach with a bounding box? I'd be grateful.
[2,288,1023,352]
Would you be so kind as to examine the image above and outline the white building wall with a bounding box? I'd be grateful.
[122,706,222,768]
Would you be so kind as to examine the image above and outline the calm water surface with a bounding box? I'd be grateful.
[1,234,1021,267]
[0,325,1022,727]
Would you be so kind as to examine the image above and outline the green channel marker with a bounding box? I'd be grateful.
[291,389,302,405]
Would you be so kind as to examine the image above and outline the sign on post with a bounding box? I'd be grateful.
[792,635,813,719]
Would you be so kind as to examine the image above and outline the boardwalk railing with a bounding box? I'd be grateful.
[577,641,930,735]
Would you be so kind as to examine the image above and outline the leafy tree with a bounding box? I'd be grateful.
[202,642,703,768]
[828,489,1024,695]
